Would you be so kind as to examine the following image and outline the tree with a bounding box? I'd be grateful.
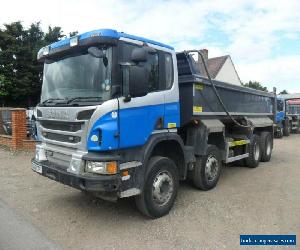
[242,81,268,92]
[0,21,28,105]
[44,26,64,44]
[0,21,65,107]
[279,90,288,95]
[0,74,11,106]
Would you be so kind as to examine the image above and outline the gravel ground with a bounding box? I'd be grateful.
[0,135,299,250]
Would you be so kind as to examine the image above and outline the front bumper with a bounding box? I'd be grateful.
[31,159,121,193]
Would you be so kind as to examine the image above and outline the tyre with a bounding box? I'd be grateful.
[245,134,261,168]
[191,145,222,191]
[288,121,293,134]
[274,126,283,138]
[260,132,273,162]
[283,118,290,136]
[294,120,300,134]
[135,156,179,218]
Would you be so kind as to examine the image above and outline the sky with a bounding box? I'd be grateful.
[1,0,300,93]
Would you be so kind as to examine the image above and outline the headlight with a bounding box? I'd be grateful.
[85,161,117,175]
[43,46,50,55]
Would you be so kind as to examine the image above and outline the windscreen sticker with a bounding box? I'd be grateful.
[195,84,204,90]
[193,106,203,113]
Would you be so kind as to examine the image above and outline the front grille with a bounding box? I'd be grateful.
[40,120,83,132]
[42,132,81,143]
[37,109,42,118]
[45,150,71,169]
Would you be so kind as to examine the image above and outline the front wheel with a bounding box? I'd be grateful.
[191,145,222,191]
[135,156,179,218]
[274,126,283,138]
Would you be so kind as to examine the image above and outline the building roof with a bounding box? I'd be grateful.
[207,55,229,78]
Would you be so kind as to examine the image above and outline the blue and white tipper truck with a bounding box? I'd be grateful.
[274,95,300,137]
[32,29,275,218]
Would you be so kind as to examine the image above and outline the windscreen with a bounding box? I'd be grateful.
[277,99,284,112]
[40,47,112,104]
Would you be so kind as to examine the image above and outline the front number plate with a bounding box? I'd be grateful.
[32,162,42,174]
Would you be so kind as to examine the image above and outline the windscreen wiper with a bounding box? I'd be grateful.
[66,96,103,104]
[40,98,66,105]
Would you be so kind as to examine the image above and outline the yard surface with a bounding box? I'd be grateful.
[0,135,299,249]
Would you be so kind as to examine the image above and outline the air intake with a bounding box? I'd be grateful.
[77,109,95,120]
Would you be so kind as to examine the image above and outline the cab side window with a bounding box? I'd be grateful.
[146,53,159,92]
[120,42,174,94]
[163,53,174,89]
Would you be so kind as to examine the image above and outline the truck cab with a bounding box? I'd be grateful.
[32,29,275,218]
[33,29,182,216]
[275,97,288,137]
[285,98,300,134]
[275,95,300,137]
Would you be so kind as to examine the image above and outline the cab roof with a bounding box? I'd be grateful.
[50,29,174,50]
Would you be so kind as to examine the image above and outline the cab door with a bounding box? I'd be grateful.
[118,44,165,149]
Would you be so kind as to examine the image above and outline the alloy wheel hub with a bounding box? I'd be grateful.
[205,156,219,182]
[152,171,174,206]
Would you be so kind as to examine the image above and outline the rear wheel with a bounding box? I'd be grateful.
[191,145,222,191]
[260,132,273,162]
[245,134,261,168]
[294,120,300,134]
[135,156,179,218]
[289,122,293,133]
[283,118,290,136]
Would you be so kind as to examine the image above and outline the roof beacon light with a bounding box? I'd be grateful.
[70,36,78,47]
[43,46,50,56]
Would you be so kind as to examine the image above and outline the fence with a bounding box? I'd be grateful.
[0,108,36,150]
[0,108,12,135]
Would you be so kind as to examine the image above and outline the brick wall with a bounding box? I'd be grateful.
[0,108,36,151]
[0,135,13,148]
[11,108,27,150]
[22,139,36,151]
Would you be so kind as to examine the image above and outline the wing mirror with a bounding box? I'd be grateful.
[88,47,105,58]
[130,48,148,63]
[128,65,149,98]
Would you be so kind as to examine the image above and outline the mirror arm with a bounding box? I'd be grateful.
[111,85,121,98]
